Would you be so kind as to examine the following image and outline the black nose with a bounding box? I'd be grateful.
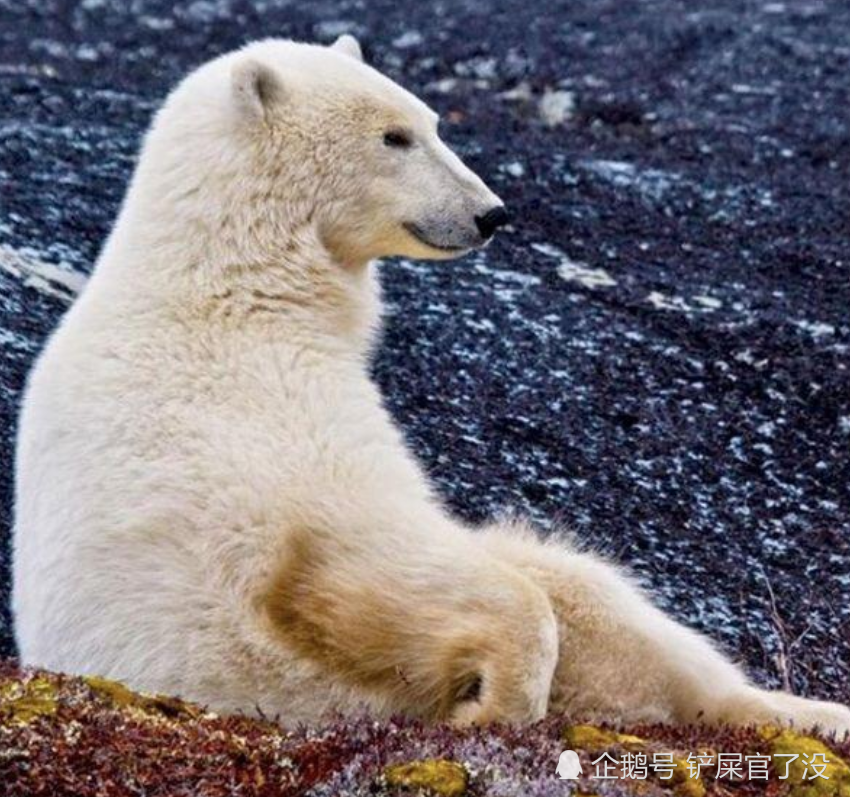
[474,205,510,239]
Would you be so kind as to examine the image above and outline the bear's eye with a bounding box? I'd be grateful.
[383,129,413,149]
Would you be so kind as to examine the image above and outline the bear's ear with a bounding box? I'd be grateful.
[330,34,363,62]
[231,58,286,121]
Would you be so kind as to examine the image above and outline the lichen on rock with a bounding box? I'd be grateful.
[3,663,850,795]
[83,674,201,720]
[384,759,469,796]
[0,675,58,726]
[562,723,645,752]
[760,727,850,796]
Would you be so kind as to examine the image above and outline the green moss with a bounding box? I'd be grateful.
[671,772,706,797]
[0,676,58,725]
[645,756,705,797]
[560,725,706,795]
[562,724,645,752]
[84,675,142,707]
[384,759,468,797]
[761,728,850,796]
[84,675,201,720]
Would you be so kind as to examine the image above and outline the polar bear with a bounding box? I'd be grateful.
[13,37,850,733]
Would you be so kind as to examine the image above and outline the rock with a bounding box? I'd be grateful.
[761,727,850,796]
[393,31,424,49]
[562,723,645,751]
[383,759,468,796]
[538,88,575,127]
[83,674,202,719]
[0,675,57,725]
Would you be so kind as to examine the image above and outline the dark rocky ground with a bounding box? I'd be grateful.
[0,0,848,707]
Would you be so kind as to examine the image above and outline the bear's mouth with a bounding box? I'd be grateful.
[403,222,470,253]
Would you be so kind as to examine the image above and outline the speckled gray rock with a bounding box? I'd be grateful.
[1,0,848,703]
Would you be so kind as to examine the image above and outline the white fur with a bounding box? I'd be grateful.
[13,38,850,733]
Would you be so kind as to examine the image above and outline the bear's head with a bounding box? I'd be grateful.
[141,37,507,270]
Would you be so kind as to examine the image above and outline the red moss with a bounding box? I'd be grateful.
[1,662,848,796]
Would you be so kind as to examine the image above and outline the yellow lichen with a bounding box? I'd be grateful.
[562,724,645,752]
[384,759,468,797]
[0,676,58,725]
[672,774,706,797]
[84,675,201,720]
[83,675,142,707]
[650,756,705,797]
[760,728,850,796]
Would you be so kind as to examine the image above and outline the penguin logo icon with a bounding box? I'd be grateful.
[556,749,582,780]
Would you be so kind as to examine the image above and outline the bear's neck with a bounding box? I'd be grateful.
[92,196,383,359]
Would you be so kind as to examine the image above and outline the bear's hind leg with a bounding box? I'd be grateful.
[479,520,850,735]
